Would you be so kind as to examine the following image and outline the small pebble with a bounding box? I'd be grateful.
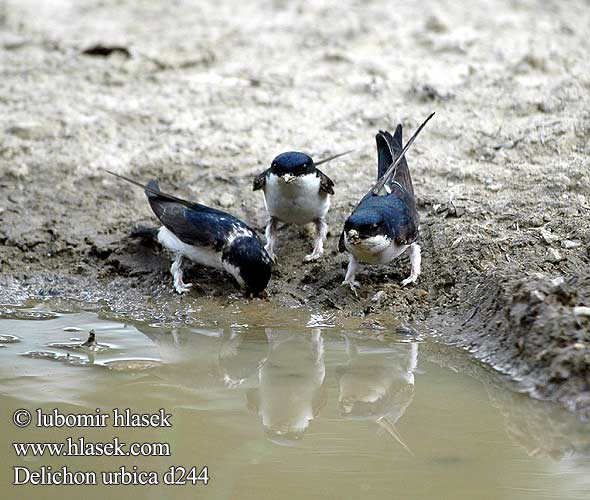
[540,228,559,244]
[561,240,581,249]
[546,248,563,263]
[550,277,565,287]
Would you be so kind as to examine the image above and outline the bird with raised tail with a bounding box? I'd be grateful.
[106,171,272,295]
[339,114,434,292]
[253,150,350,262]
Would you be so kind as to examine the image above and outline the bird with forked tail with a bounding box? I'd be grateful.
[339,113,434,293]
[253,150,352,262]
[106,171,272,295]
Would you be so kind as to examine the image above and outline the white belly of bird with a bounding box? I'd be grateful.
[157,226,224,269]
[264,173,330,225]
[345,233,408,264]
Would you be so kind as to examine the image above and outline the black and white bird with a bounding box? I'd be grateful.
[107,172,272,295]
[253,150,350,262]
[339,116,433,291]
[247,330,326,446]
[337,336,417,454]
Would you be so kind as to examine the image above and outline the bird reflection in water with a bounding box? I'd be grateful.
[336,335,418,454]
[217,329,268,389]
[245,329,327,446]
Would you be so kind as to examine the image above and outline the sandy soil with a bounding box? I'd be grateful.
[0,0,589,416]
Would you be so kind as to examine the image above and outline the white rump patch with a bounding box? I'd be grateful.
[157,226,223,269]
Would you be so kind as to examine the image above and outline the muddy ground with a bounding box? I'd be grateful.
[0,0,589,416]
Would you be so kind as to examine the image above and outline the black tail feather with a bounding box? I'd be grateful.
[104,170,194,208]
[389,126,414,197]
[393,124,402,148]
[145,179,160,200]
[371,112,435,196]
[376,127,414,196]
[376,131,393,179]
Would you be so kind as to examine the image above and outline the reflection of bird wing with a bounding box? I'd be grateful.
[312,370,329,419]
[344,334,359,358]
[265,329,296,350]
[406,343,419,373]
[216,334,268,388]
[376,417,413,456]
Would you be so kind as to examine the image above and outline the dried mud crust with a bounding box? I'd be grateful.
[0,0,589,415]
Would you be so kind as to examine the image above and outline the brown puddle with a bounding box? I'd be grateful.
[0,302,588,499]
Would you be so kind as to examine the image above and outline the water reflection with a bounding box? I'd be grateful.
[214,329,418,447]
[484,376,590,461]
[122,321,590,462]
[2,303,589,489]
[336,336,417,453]
[423,344,590,463]
[245,330,327,446]
[217,329,268,389]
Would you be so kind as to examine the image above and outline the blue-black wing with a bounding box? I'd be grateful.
[105,171,255,250]
[145,179,241,251]
[354,188,419,247]
[253,169,269,191]
[316,168,335,195]
[386,185,419,245]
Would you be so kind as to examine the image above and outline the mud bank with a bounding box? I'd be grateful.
[1,0,589,415]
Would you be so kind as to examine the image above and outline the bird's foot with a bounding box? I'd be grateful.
[174,280,193,294]
[401,274,418,287]
[341,279,360,296]
[303,249,323,262]
[402,243,421,287]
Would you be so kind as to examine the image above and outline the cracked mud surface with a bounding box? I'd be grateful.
[0,0,589,416]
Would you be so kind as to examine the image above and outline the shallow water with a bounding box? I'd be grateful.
[0,302,588,500]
